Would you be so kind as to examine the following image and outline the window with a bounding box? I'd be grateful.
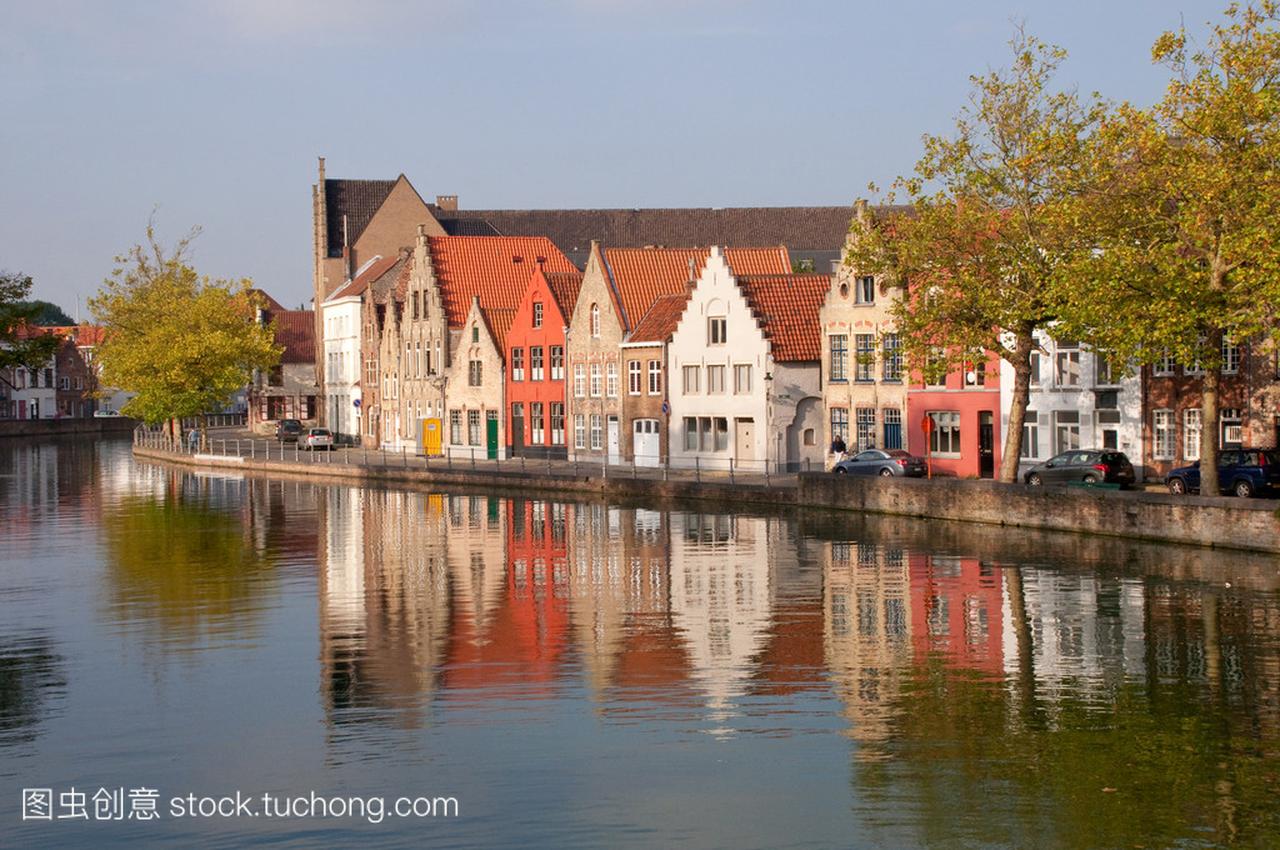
[1153,409,1175,459]
[1222,408,1243,446]
[929,411,961,455]
[531,402,545,445]
[648,360,662,395]
[468,360,482,387]
[1054,410,1080,454]
[530,346,544,381]
[1021,412,1040,459]
[855,407,876,450]
[882,334,902,382]
[606,361,618,397]
[883,408,902,450]
[708,316,727,345]
[1222,338,1240,373]
[1055,345,1081,386]
[532,302,543,329]
[966,360,986,387]
[574,414,586,449]
[1155,352,1175,376]
[707,365,726,394]
[590,414,603,450]
[550,403,565,446]
[684,417,699,452]
[590,303,600,337]
[830,407,849,442]
[574,363,585,397]
[550,346,564,380]
[713,417,729,451]
[412,292,420,320]
[628,360,642,395]
[450,410,462,444]
[58,377,70,390]
[1029,351,1042,387]
[472,324,480,343]
[590,363,602,397]
[468,410,481,445]
[1183,408,1201,461]
[829,334,848,382]
[855,334,875,382]
[733,364,752,394]
[925,348,947,388]
[856,275,875,304]
[512,347,524,381]
[682,365,700,394]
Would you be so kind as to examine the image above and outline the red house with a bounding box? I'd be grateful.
[506,267,583,459]
[906,352,1003,478]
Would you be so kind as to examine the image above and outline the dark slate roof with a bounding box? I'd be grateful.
[429,206,878,258]
[324,178,398,258]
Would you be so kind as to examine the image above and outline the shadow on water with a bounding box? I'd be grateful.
[0,631,66,757]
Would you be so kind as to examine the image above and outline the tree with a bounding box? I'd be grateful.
[1,273,61,384]
[15,300,75,326]
[845,30,1103,482]
[1060,2,1280,488]
[89,225,281,432]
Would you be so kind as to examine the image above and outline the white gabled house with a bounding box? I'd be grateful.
[666,246,828,472]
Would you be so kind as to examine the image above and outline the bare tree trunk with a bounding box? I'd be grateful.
[1201,326,1222,497]
[999,324,1035,484]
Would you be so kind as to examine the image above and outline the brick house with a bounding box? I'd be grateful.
[1141,338,1273,480]
[53,334,94,418]
[358,252,412,447]
[249,309,318,433]
[506,267,582,459]
[619,294,688,466]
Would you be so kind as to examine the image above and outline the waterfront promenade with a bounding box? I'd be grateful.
[133,427,1280,555]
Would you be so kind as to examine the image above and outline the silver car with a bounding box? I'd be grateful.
[832,449,927,478]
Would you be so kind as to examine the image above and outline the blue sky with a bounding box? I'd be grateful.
[1,0,1231,311]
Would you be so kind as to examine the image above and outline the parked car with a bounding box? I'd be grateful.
[832,449,927,478]
[302,427,334,451]
[1024,450,1135,488]
[92,409,121,418]
[275,419,303,442]
[1165,449,1280,497]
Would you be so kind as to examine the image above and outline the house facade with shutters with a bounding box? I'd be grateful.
[819,262,907,462]
[506,267,582,459]
[667,247,827,472]
[998,330,1145,481]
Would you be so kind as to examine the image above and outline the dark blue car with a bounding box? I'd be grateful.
[1165,448,1280,498]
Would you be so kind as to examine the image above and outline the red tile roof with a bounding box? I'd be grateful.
[736,274,830,362]
[427,236,576,328]
[544,271,584,320]
[626,292,690,345]
[604,246,791,330]
[479,306,516,353]
[269,310,316,364]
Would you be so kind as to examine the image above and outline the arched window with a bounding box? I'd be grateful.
[590,303,600,337]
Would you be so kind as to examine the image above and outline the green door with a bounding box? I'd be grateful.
[486,415,499,459]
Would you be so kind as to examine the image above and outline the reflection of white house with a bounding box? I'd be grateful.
[322,486,366,640]
[667,247,828,471]
[322,257,386,442]
[999,330,1145,480]
[1001,570,1147,689]
[668,513,774,734]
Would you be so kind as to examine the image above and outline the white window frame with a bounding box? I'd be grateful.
[648,360,662,396]
[628,360,642,395]
[1153,409,1175,460]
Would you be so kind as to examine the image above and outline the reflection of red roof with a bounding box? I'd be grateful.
[604,246,791,330]
[737,273,829,362]
[748,600,827,696]
[428,236,576,328]
[626,292,690,345]
[269,310,316,363]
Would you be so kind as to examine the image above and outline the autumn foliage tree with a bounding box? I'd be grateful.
[1060,2,1280,488]
[1,272,61,380]
[845,31,1103,482]
[89,226,280,435]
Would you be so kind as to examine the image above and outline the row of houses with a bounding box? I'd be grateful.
[294,160,1279,480]
[0,325,131,420]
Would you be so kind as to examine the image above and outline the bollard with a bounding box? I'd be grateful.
[729,457,735,485]
[471,447,476,470]
[632,457,637,480]
[696,456,701,482]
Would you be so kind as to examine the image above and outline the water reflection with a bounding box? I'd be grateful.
[4,436,1280,848]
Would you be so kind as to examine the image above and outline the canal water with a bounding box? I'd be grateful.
[2,436,1278,848]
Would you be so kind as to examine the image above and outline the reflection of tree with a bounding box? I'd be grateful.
[0,632,66,748]
[101,495,275,641]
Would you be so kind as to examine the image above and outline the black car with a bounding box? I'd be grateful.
[1024,450,1135,488]
[833,449,927,478]
[275,419,303,442]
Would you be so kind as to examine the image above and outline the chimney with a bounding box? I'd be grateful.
[436,195,458,211]
[854,198,869,224]
[687,256,697,285]
[318,156,325,183]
